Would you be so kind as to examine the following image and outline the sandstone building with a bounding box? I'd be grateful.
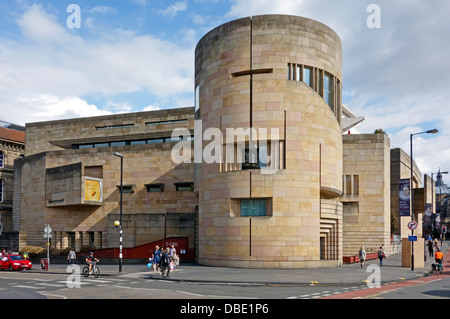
[9,15,433,268]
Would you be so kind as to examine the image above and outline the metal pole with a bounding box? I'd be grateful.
[119,155,123,273]
[410,134,414,271]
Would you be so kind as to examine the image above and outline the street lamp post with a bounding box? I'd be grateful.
[114,152,124,273]
[410,129,438,271]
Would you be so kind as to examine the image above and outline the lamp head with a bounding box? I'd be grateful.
[426,129,439,134]
[114,220,120,227]
[114,152,123,158]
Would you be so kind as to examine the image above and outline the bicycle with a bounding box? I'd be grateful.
[83,261,100,278]
[432,262,443,275]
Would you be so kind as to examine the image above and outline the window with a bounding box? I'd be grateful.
[96,124,134,130]
[0,179,3,202]
[0,151,3,168]
[147,138,164,144]
[240,199,268,217]
[195,85,200,112]
[324,73,332,107]
[117,184,134,194]
[343,175,359,195]
[303,67,312,87]
[145,119,187,126]
[174,182,194,191]
[242,142,259,170]
[145,183,164,192]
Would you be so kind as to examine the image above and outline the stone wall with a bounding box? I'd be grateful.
[342,133,391,256]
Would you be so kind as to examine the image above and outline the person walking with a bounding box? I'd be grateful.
[160,247,172,278]
[67,249,76,264]
[428,239,434,257]
[152,245,161,273]
[378,246,384,266]
[359,246,366,268]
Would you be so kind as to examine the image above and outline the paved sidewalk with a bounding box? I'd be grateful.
[30,241,448,286]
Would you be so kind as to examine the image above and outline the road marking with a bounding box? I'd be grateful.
[11,285,40,289]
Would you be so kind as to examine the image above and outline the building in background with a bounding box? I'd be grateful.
[0,122,25,250]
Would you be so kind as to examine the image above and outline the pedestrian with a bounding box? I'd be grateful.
[358,246,366,268]
[158,247,165,272]
[169,244,176,258]
[152,245,161,272]
[161,247,171,278]
[427,239,434,257]
[67,249,76,264]
[173,252,180,268]
[377,246,384,266]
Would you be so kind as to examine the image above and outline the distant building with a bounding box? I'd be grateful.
[0,123,25,250]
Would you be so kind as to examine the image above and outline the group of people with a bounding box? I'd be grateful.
[358,245,386,268]
[149,244,180,278]
[358,238,445,270]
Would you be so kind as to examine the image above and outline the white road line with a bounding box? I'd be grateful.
[11,285,40,289]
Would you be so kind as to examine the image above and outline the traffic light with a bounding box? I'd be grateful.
[443,225,447,233]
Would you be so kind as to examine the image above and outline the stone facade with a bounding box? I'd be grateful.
[0,126,25,251]
[194,15,343,268]
[16,108,197,254]
[341,133,391,257]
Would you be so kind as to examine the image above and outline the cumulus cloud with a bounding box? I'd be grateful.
[0,3,194,125]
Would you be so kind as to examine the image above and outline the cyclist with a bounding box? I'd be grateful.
[435,248,444,272]
[84,251,99,273]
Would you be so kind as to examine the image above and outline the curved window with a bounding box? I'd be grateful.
[323,73,332,107]
[0,151,4,168]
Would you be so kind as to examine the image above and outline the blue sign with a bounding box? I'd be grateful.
[408,236,417,241]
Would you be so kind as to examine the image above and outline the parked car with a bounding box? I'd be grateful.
[0,254,32,271]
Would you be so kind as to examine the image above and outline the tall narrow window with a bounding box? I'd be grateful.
[0,179,3,202]
[0,151,4,168]
[324,73,333,107]
[195,85,200,112]
[303,67,312,87]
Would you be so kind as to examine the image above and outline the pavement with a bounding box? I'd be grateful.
[28,241,448,286]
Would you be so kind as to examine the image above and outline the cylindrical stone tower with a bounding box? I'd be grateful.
[194,15,343,268]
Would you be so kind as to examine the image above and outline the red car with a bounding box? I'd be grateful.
[0,254,32,271]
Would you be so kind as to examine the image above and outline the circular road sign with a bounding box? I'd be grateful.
[44,225,52,235]
[407,221,418,231]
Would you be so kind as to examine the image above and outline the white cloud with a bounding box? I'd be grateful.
[156,1,188,18]
[90,6,118,15]
[0,3,194,124]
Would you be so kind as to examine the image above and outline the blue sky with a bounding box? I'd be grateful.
[0,0,449,176]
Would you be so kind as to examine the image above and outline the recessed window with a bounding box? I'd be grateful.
[96,124,134,130]
[0,151,3,168]
[303,67,312,87]
[145,183,164,192]
[343,175,359,195]
[240,199,270,217]
[0,179,3,203]
[324,73,333,107]
[145,119,187,126]
[174,182,194,191]
[117,184,134,194]
[195,85,200,112]
[147,138,164,144]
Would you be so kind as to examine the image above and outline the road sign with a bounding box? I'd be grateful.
[407,221,417,231]
[44,225,52,235]
[408,236,417,241]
